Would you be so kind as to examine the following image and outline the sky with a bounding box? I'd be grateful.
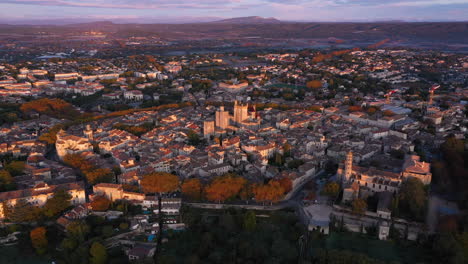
[0,0,467,23]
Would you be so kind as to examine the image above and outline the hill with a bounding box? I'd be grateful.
[211,16,282,24]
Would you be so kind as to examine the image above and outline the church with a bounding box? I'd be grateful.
[204,100,261,138]
[337,151,432,197]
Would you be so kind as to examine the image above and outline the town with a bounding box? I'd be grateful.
[0,45,467,264]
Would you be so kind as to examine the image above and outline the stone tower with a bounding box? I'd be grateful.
[344,151,353,182]
[215,106,229,129]
[233,100,248,125]
[84,124,93,141]
[203,120,215,139]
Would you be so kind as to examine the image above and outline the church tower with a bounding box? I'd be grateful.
[215,106,229,129]
[203,120,215,139]
[344,151,353,182]
[84,124,93,141]
[233,100,248,125]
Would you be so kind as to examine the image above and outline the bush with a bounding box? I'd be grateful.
[119,223,129,231]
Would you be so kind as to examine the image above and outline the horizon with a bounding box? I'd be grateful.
[1,16,467,26]
[0,0,467,25]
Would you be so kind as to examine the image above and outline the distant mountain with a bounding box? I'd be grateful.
[211,16,282,24]
[0,21,467,45]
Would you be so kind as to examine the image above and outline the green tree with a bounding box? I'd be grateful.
[89,242,108,264]
[101,225,114,238]
[243,211,257,231]
[43,189,72,218]
[0,170,15,191]
[187,129,201,146]
[66,220,90,242]
[397,178,427,221]
[5,161,25,176]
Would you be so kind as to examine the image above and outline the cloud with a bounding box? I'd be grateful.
[387,0,468,7]
[263,0,468,7]
[0,0,247,9]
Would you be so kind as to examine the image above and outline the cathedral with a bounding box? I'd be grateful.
[204,100,261,138]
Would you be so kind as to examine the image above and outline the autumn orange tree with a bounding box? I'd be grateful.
[253,181,285,205]
[63,154,113,184]
[352,198,367,215]
[306,80,323,90]
[20,98,79,119]
[204,173,246,203]
[181,178,203,201]
[239,183,255,202]
[30,226,48,255]
[140,172,179,262]
[348,106,362,112]
[84,168,113,185]
[91,195,111,211]
[277,177,293,194]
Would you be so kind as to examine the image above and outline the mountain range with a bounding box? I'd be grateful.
[0,17,467,46]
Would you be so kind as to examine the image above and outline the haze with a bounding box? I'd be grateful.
[0,0,467,24]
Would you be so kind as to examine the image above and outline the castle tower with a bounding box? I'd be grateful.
[344,151,353,182]
[203,120,215,139]
[215,106,229,129]
[233,100,248,124]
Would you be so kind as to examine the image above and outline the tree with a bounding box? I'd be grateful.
[204,173,246,203]
[5,161,25,176]
[20,98,79,119]
[141,172,179,195]
[277,177,293,193]
[90,195,111,211]
[287,159,304,169]
[89,242,107,264]
[322,182,340,198]
[306,80,323,90]
[6,199,42,222]
[352,198,367,215]
[187,129,201,146]
[239,183,254,201]
[0,170,15,191]
[181,178,203,200]
[243,211,257,231]
[141,172,179,262]
[348,106,362,112]
[43,189,72,218]
[397,178,427,221]
[66,220,90,242]
[253,181,285,205]
[30,227,47,255]
[85,168,113,185]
